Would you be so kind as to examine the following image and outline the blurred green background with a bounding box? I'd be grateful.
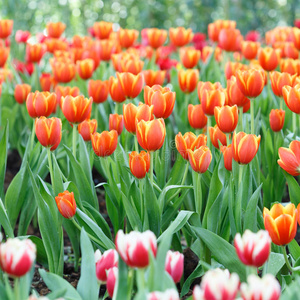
[1,0,299,37]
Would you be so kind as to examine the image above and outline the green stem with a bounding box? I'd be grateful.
[139,179,144,222]
[102,157,113,183]
[30,120,35,152]
[239,107,243,132]
[150,151,154,186]
[293,113,297,136]
[136,268,145,292]
[194,172,202,216]
[4,274,13,300]
[246,266,257,277]
[153,182,162,193]
[134,135,139,152]
[72,124,77,159]
[281,245,300,273]
[14,277,20,300]
[94,103,99,123]
[280,98,283,110]
[47,148,55,194]
[181,162,189,185]
[250,100,254,134]
[206,116,211,149]
[226,133,230,146]
[239,164,244,186]
[127,269,134,300]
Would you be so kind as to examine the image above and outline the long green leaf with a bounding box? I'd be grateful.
[0,122,8,199]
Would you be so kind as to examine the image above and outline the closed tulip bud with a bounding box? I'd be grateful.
[55,190,76,219]
[76,59,94,80]
[284,42,299,59]
[46,22,66,38]
[175,132,207,160]
[35,117,62,150]
[91,130,118,157]
[136,119,166,151]
[109,114,123,135]
[209,125,227,149]
[26,43,46,63]
[118,28,139,48]
[258,47,281,71]
[240,274,281,300]
[88,80,109,104]
[97,39,121,61]
[234,230,271,267]
[115,230,157,268]
[270,71,297,97]
[26,91,57,118]
[95,249,118,283]
[188,104,207,129]
[219,28,242,52]
[278,140,300,176]
[201,89,226,116]
[0,20,13,39]
[214,105,238,133]
[39,73,56,92]
[14,84,31,104]
[143,70,166,87]
[15,30,30,43]
[241,41,260,60]
[269,109,285,132]
[193,268,239,300]
[0,238,36,277]
[197,81,223,102]
[78,119,97,141]
[55,85,80,107]
[0,47,9,67]
[61,95,92,124]
[129,151,150,179]
[232,131,261,164]
[224,61,248,80]
[145,28,167,49]
[180,47,201,69]
[227,76,249,107]
[107,267,118,298]
[169,27,193,47]
[165,251,184,283]
[178,69,199,93]
[135,103,154,126]
[51,60,76,83]
[220,145,232,171]
[279,58,299,75]
[115,57,144,75]
[236,69,265,98]
[144,85,175,119]
[147,289,180,300]
[187,146,212,173]
[93,21,113,40]
[282,84,300,114]
[264,203,298,246]
[208,20,236,42]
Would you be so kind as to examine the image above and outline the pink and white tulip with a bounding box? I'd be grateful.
[147,289,180,300]
[240,274,281,300]
[165,250,184,283]
[107,267,118,298]
[115,230,157,268]
[0,238,36,277]
[234,230,271,267]
[95,249,118,283]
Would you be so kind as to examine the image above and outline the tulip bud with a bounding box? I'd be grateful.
[220,145,233,171]
[78,119,97,141]
[282,84,300,114]
[0,20,13,39]
[187,146,212,173]
[107,267,118,298]
[46,22,66,38]
[77,59,94,80]
[129,151,150,179]
[241,41,260,60]
[51,59,76,83]
[224,61,247,80]
[169,27,193,47]
[147,289,180,300]
[180,47,201,69]
[145,28,167,49]
[218,28,242,52]
[227,76,249,107]
[143,70,166,87]
[258,47,281,71]
[55,190,77,219]
[209,125,227,149]
[278,140,300,176]
[188,104,207,129]
[14,84,31,104]
[165,251,184,283]
[39,73,56,92]
[26,43,46,63]
[201,89,226,116]
[178,69,199,93]
[88,80,109,104]
[269,109,285,132]
[118,28,139,48]
[0,238,36,277]
[95,249,118,283]
[91,130,118,157]
[0,47,9,68]
[214,105,238,133]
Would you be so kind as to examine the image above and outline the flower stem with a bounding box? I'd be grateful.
[150,151,154,186]
[139,179,144,222]
[102,157,113,183]
[134,135,139,152]
[47,148,55,194]
[250,100,254,134]
[281,245,300,273]
[206,116,211,149]
[181,161,189,185]
[293,113,297,136]
[72,124,77,159]
[239,107,243,132]
[239,164,244,186]
[136,268,145,292]
[30,119,35,152]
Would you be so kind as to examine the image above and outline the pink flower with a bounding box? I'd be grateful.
[234,230,271,267]
[107,267,118,298]
[95,249,118,283]
[245,30,260,42]
[147,289,180,300]
[115,230,157,268]
[15,30,31,43]
[294,19,300,29]
[165,250,184,283]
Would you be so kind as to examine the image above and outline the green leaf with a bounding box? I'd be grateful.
[0,122,8,199]
[181,261,204,297]
[266,252,285,276]
[0,198,13,238]
[113,257,128,300]
[289,240,300,261]
[284,172,300,206]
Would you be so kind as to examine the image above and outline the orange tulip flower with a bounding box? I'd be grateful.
[39,73,56,92]
[224,61,248,80]
[188,104,207,129]
[178,69,199,93]
[46,22,66,38]
[76,59,94,80]
[88,80,109,104]
[14,84,31,104]
[180,47,201,69]
[241,41,260,60]
[197,81,222,102]
[279,59,299,75]
[227,76,249,107]
[0,19,13,39]
[258,47,281,71]
[0,46,9,67]
[220,145,233,171]
[78,119,97,142]
[218,28,242,52]
[61,95,92,124]
[209,125,227,149]
[118,28,139,48]
[208,20,236,42]
[26,91,57,118]
[144,85,175,119]
[144,28,167,49]
[51,59,76,83]
[93,21,113,40]
[143,70,166,87]
[290,28,300,50]
[263,203,298,246]
[269,109,285,132]
[269,71,297,97]
[201,89,226,116]
[284,42,299,59]
[235,69,265,98]
[91,130,118,157]
[201,46,222,63]
[175,132,207,160]
[113,55,144,75]
[232,131,261,164]
[278,140,300,176]
[187,146,212,173]
[136,119,166,151]
[55,191,76,219]
[81,48,100,70]
[129,151,150,179]
[109,114,124,135]
[97,40,121,61]
[214,105,238,133]
[35,116,62,151]
[169,27,193,47]
[26,43,46,63]
[282,84,300,114]
[55,85,80,107]
[44,38,69,54]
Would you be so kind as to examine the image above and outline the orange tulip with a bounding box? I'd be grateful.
[51,59,76,83]
[81,48,100,70]
[201,89,226,116]
[235,69,265,98]
[55,85,80,107]
[224,61,248,80]
[290,28,300,50]
[201,46,222,63]
[46,22,66,38]
[44,38,69,54]
[55,191,76,219]
[97,40,121,61]
[39,73,56,92]
[26,43,46,63]
[35,116,62,151]
[197,81,222,102]
[209,125,227,149]
[220,145,233,171]
[282,84,300,114]
[113,55,144,75]
[93,21,113,40]
[76,59,94,80]
[227,76,249,107]
[26,91,57,118]
[208,20,236,42]
[263,203,298,246]
[270,71,297,97]
[188,104,207,129]
[232,131,261,164]
[280,58,299,75]
[145,28,167,49]
[61,95,92,124]
[258,47,281,71]
[91,130,118,157]
[0,46,9,67]
[14,84,31,104]
[178,69,199,93]
[241,41,260,60]
[175,132,207,160]
[278,140,300,176]
[88,80,109,104]
[118,28,139,48]
[180,47,201,69]
[169,27,193,47]
[78,119,97,141]
[143,70,166,87]
[214,105,238,133]
[218,28,242,52]
[129,151,150,179]
[269,109,285,132]
[187,146,212,173]
[284,42,299,59]
[136,119,166,151]
[0,20,13,39]
[109,114,124,135]
[144,85,175,119]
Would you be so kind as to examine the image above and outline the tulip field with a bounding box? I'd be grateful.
[1,16,300,300]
